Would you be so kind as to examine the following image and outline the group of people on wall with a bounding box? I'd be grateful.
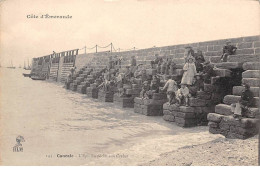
[65,40,255,120]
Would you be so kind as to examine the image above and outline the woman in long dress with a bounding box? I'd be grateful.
[181,57,197,85]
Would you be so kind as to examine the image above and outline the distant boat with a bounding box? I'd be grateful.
[7,60,16,69]
[23,73,31,77]
[31,75,45,80]
[24,58,31,70]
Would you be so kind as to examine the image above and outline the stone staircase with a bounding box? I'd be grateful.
[207,54,259,139]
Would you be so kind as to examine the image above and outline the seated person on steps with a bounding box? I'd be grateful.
[220,40,237,62]
[146,75,160,99]
[231,83,255,120]
[140,81,150,99]
[176,83,191,107]
[189,73,204,97]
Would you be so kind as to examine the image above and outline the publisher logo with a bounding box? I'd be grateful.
[13,135,25,152]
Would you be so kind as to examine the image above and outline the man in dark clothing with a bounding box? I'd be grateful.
[220,41,237,62]
[194,50,205,73]
[131,55,137,67]
[151,54,160,69]
[232,84,254,120]
[202,61,216,84]
[189,73,204,97]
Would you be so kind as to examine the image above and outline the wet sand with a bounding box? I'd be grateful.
[0,68,258,165]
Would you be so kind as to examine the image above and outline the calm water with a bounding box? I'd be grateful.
[0,68,221,165]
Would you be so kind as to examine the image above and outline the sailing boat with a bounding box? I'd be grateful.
[7,60,16,69]
[24,58,31,70]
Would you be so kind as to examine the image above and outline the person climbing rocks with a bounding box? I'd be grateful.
[176,83,191,107]
[161,75,178,105]
[181,57,197,86]
[231,83,255,120]
[220,40,237,62]
[202,61,216,84]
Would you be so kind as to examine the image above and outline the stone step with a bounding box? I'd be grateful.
[223,95,259,107]
[232,86,259,97]
[214,62,243,69]
[228,54,260,63]
[242,62,260,70]
[215,104,259,116]
[242,70,260,78]
[213,68,231,77]
[209,56,221,63]
[242,78,260,87]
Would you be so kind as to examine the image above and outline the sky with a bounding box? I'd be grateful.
[0,0,259,67]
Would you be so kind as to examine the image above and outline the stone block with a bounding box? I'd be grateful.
[223,95,259,107]
[214,68,231,77]
[204,84,216,93]
[175,111,196,119]
[197,91,212,100]
[163,115,175,122]
[214,62,243,69]
[215,104,233,115]
[179,106,195,113]
[207,113,224,122]
[242,70,260,78]
[168,104,181,111]
[142,104,163,116]
[209,127,221,134]
[242,62,260,70]
[254,41,260,48]
[134,97,144,104]
[228,54,260,63]
[236,49,255,55]
[242,78,260,87]
[163,109,172,115]
[209,56,222,63]
[238,42,253,49]
[189,98,208,107]
[175,117,197,127]
[208,121,219,128]
[232,86,259,97]
[163,102,171,110]
[153,93,167,100]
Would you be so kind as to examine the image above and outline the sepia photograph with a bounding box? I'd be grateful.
[0,0,259,166]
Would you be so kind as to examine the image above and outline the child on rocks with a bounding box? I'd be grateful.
[161,75,178,105]
[176,83,191,106]
[140,81,150,99]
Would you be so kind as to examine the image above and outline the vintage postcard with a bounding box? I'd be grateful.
[0,0,259,166]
